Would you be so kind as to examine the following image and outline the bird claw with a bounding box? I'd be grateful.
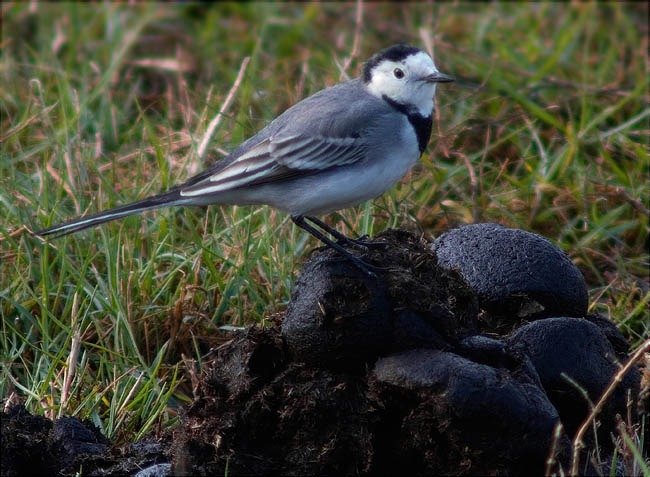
[336,235,388,252]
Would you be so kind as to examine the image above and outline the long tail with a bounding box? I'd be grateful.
[35,189,187,238]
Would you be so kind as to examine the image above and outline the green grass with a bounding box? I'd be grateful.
[1,0,648,464]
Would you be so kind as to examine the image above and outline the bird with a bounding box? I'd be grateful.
[35,44,453,273]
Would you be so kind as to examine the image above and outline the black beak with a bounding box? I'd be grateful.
[423,71,454,83]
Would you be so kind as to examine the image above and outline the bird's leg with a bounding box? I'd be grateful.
[291,216,383,276]
[303,216,366,249]
[302,216,387,250]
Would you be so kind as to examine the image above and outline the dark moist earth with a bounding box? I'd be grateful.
[1,229,645,476]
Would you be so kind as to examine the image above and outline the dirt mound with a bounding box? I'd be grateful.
[1,228,642,476]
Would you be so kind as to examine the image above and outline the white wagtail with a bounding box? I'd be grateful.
[35,44,453,272]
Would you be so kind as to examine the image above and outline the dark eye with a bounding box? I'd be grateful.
[393,68,405,79]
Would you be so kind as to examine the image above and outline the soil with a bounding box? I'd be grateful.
[1,229,644,476]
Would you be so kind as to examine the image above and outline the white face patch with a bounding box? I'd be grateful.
[366,51,440,117]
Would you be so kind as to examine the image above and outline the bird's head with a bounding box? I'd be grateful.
[363,44,453,117]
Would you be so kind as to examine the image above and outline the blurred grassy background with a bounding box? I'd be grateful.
[1,2,648,445]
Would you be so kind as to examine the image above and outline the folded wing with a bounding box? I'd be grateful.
[180,134,367,197]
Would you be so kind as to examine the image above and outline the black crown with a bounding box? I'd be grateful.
[362,44,423,83]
